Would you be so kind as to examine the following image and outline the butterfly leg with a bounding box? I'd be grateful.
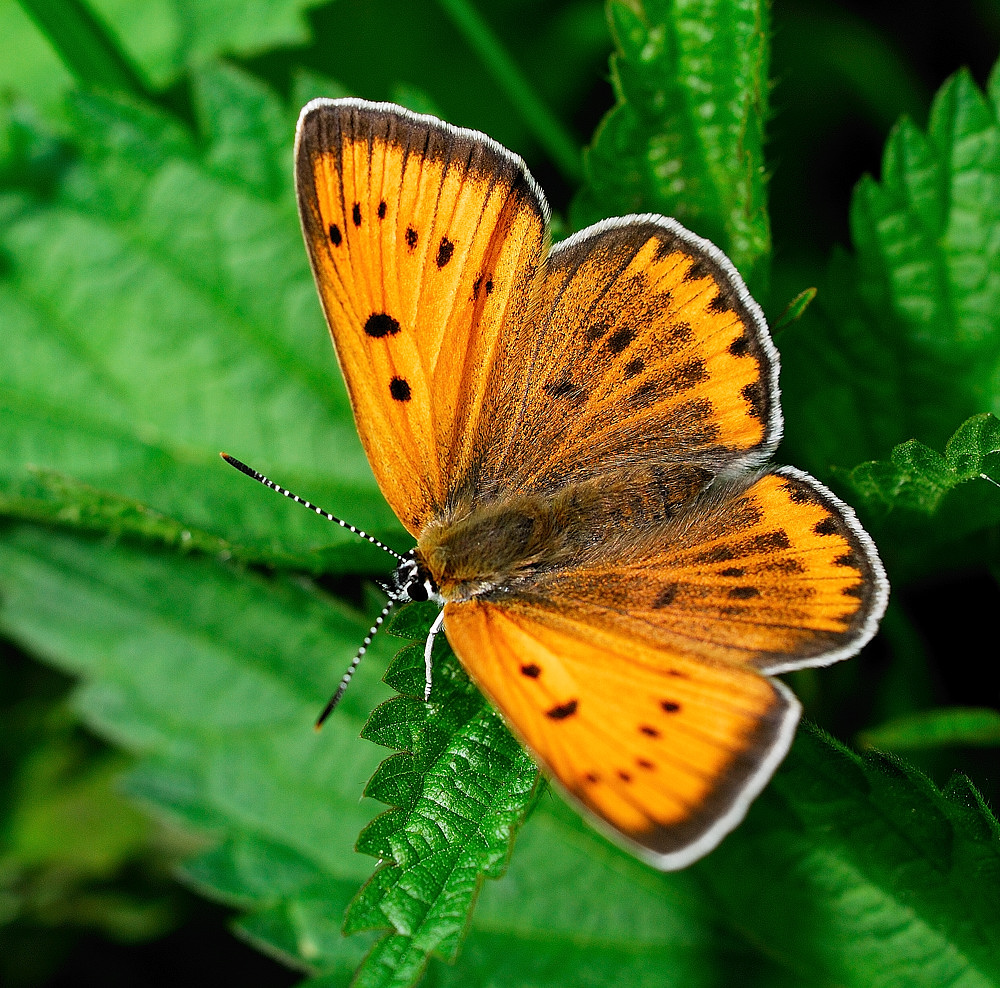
[424,609,446,701]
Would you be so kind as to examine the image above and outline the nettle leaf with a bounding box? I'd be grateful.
[781,60,1000,474]
[860,708,1000,752]
[0,63,402,572]
[3,0,329,109]
[0,523,392,975]
[344,607,540,988]
[698,725,1000,987]
[574,0,771,289]
[833,413,1000,576]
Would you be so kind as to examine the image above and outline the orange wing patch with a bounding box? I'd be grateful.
[296,100,548,535]
[520,467,887,673]
[443,599,798,868]
[473,217,781,502]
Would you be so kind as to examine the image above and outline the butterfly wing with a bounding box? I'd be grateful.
[443,597,799,869]
[467,216,782,504]
[295,99,548,535]
[509,467,889,674]
[297,100,781,530]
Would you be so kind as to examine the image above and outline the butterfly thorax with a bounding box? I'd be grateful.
[414,464,713,603]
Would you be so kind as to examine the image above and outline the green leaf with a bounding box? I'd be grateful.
[0,64,403,573]
[837,413,1000,515]
[0,523,391,973]
[3,0,329,110]
[781,61,1000,473]
[345,615,539,988]
[832,414,1000,577]
[698,725,1000,987]
[0,660,178,943]
[772,286,817,332]
[434,0,581,184]
[574,0,771,289]
[860,708,1000,752]
[17,0,151,99]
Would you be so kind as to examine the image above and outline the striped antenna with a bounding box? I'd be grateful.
[315,599,394,728]
[220,453,404,561]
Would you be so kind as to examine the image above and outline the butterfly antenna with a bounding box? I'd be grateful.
[221,453,404,561]
[315,598,395,729]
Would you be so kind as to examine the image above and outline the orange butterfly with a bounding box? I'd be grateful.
[239,98,889,870]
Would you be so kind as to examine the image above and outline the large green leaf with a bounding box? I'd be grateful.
[0,523,390,977]
[781,61,1000,474]
[698,725,1000,987]
[860,708,1000,752]
[834,413,1000,577]
[343,606,539,988]
[5,0,329,108]
[573,0,771,289]
[0,65,401,573]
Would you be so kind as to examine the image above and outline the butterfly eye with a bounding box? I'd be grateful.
[407,580,430,602]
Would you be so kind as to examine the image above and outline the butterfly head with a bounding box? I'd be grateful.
[391,549,443,605]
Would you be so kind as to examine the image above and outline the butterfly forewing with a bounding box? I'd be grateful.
[469,217,781,503]
[443,600,799,868]
[296,99,548,534]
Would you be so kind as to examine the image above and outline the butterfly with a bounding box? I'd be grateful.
[275,97,889,871]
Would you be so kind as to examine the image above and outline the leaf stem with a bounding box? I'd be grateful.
[435,0,582,185]
[17,0,150,100]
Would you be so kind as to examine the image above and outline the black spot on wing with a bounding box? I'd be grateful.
[607,327,636,355]
[389,377,411,401]
[352,202,362,226]
[684,257,708,282]
[709,289,734,313]
[405,226,418,249]
[742,380,765,420]
[653,584,678,608]
[746,530,791,552]
[546,699,579,720]
[328,223,342,246]
[520,663,541,678]
[364,313,401,338]
[543,378,587,402]
[625,357,645,379]
[666,357,707,393]
[728,332,751,357]
[814,517,839,536]
[728,586,760,599]
[436,237,455,268]
[377,200,387,219]
[639,725,660,737]
[585,321,610,343]
[661,700,681,713]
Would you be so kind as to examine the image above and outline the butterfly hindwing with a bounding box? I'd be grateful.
[516,467,888,674]
[443,599,799,868]
[295,99,548,535]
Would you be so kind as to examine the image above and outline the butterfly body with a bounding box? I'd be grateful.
[293,98,889,869]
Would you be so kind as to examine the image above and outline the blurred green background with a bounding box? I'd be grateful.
[2,0,999,985]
